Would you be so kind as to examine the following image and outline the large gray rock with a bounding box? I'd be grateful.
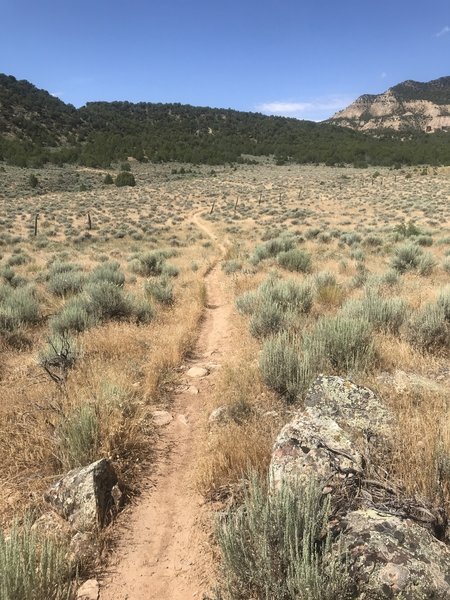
[270,411,363,494]
[44,459,118,532]
[305,375,394,438]
[339,509,450,599]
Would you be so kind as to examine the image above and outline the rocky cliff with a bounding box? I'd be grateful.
[329,76,450,133]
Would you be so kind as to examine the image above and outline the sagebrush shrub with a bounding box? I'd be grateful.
[85,281,132,320]
[145,276,175,305]
[0,285,40,333]
[251,235,296,264]
[215,475,351,600]
[56,403,99,469]
[277,248,312,273]
[259,331,320,401]
[343,291,406,334]
[406,303,450,352]
[305,315,375,372]
[48,271,85,297]
[50,296,95,334]
[0,519,75,600]
[89,261,125,287]
[391,242,423,273]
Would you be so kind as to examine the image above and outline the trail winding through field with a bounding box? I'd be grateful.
[100,212,231,600]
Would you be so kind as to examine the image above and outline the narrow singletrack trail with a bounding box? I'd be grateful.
[100,213,232,600]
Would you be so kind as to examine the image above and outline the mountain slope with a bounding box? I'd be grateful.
[0,74,80,145]
[1,73,450,167]
[329,76,450,133]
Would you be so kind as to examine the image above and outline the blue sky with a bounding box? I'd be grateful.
[1,0,449,121]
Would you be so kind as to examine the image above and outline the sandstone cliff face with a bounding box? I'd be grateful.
[330,77,450,133]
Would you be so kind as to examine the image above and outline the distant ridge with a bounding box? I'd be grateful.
[1,73,450,168]
[329,76,450,133]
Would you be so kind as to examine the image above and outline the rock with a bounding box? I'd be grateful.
[44,459,118,532]
[77,579,99,600]
[270,411,363,493]
[338,509,450,599]
[31,511,72,544]
[208,405,229,425]
[69,531,98,567]
[187,385,199,394]
[377,369,444,395]
[151,410,173,426]
[304,375,393,437]
[177,414,189,425]
[186,366,209,378]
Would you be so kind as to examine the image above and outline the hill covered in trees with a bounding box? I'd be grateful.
[1,73,450,168]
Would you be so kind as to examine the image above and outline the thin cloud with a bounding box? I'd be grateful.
[435,25,450,37]
[256,96,352,120]
[381,72,387,79]
[50,91,64,98]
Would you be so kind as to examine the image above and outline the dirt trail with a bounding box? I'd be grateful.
[100,213,232,600]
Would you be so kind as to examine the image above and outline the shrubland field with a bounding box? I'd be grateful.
[1,160,450,598]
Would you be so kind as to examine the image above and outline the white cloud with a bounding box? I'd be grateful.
[436,25,450,37]
[381,72,387,79]
[50,91,64,98]
[256,96,352,120]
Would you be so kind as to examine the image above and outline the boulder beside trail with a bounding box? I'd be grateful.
[270,411,363,494]
[271,376,450,598]
[304,375,394,438]
[44,458,118,532]
[339,509,450,599]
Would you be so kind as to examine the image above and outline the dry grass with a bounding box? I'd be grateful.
[196,329,284,499]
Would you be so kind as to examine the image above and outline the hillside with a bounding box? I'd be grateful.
[329,76,450,133]
[1,73,450,167]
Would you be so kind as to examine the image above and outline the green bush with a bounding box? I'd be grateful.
[406,303,450,352]
[48,271,85,297]
[222,260,242,275]
[28,173,39,188]
[115,171,135,187]
[50,296,96,334]
[277,248,312,273]
[103,173,114,184]
[85,281,132,320]
[144,276,174,306]
[128,295,154,323]
[131,251,169,277]
[236,277,313,339]
[259,277,313,314]
[0,518,75,600]
[249,298,284,338]
[417,252,436,276]
[251,235,296,264]
[89,261,125,287]
[56,403,99,469]
[0,285,40,333]
[391,242,423,273]
[343,291,406,334]
[394,220,421,238]
[259,331,319,402]
[305,315,375,372]
[215,475,351,600]
[437,287,450,321]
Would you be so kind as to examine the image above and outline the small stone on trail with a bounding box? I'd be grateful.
[151,410,173,426]
[177,414,189,425]
[186,366,209,378]
[76,579,99,600]
[187,386,199,394]
[208,405,229,425]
